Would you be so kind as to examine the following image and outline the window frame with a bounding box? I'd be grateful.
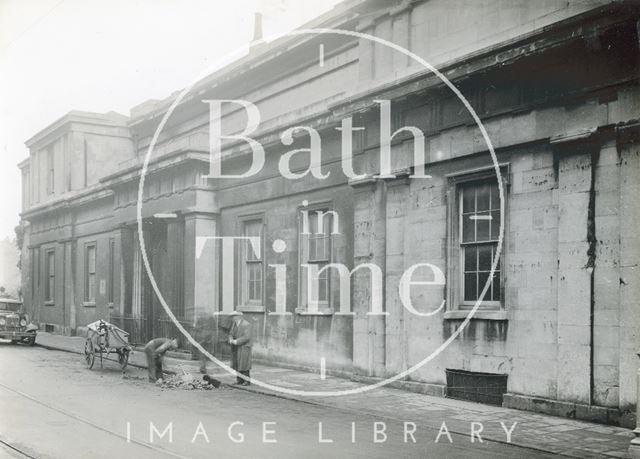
[45,248,55,305]
[458,182,502,308]
[446,164,509,316]
[84,242,97,305]
[297,201,336,313]
[237,216,265,310]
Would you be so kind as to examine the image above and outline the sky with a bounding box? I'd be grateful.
[0,0,342,240]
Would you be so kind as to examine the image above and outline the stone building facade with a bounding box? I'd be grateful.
[18,0,639,426]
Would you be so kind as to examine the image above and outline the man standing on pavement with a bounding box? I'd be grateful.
[228,312,252,385]
[194,314,215,374]
[144,338,178,382]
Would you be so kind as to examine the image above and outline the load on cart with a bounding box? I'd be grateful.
[84,319,132,370]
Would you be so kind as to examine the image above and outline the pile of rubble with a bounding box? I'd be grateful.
[156,373,222,390]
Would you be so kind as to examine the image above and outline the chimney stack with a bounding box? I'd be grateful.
[252,11,263,43]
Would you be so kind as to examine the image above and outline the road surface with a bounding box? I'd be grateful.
[0,343,557,458]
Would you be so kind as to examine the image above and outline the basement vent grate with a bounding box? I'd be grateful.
[446,369,508,406]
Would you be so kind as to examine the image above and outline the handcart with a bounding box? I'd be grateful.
[84,320,132,370]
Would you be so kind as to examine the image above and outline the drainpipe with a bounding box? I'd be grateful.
[586,146,599,405]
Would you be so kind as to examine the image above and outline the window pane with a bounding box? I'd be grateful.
[249,281,256,301]
[490,183,500,209]
[462,215,475,243]
[476,214,491,241]
[491,272,501,301]
[464,273,477,302]
[308,212,317,234]
[317,263,328,302]
[309,234,330,262]
[314,236,322,260]
[476,184,491,211]
[317,236,328,260]
[308,237,317,261]
[478,245,492,271]
[88,246,96,273]
[490,210,501,240]
[50,278,54,300]
[247,263,262,302]
[318,277,328,302]
[246,240,258,261]
[244,222,257,237]
[317,212,332,235]
[256,278,262,300]
[464,246,476,272]
[462,188,475,213]
[88,276,95,301]
[244,220,262,261]
[477,271,490,300]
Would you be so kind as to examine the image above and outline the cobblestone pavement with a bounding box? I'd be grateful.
[36,332,634,458]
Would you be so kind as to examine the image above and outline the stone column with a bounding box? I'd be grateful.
[617,124,640,425]
[183,212,218,322]
[551,131,598,405]
[383,172,411,377]
[350,176,386,378]
[621,121,640,457]
[119,225,134,315]
[166,219,185,317]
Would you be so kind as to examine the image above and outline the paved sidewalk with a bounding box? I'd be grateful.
[35,332,634,458]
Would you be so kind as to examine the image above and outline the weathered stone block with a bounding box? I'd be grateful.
[559,155,592,193]
[557,324,590,345]
[557,343,590,403]
[558,192,589,243]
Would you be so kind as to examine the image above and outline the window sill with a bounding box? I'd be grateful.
[237,305,266,313]
[443,310,507,321]
[44,301,54,306]
[82,302,96,308]
[295,307,334,316]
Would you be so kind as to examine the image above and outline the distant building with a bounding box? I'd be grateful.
[18,0,640,427]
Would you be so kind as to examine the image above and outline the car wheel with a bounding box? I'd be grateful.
[10,340,17,344]
[26,336,36,346]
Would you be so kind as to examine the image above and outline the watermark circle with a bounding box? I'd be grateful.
[137,27,504,397]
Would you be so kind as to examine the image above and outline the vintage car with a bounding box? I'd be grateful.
[0,298,37,345]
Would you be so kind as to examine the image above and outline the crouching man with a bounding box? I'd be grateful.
[144,338,178,382]
[228,312,252,385]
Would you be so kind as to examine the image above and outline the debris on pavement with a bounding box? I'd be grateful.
[155,373,222,390]
[121,374,146,381]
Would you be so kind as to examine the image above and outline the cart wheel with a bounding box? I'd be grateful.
[84,339,95,369]
[118,350,129,371]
